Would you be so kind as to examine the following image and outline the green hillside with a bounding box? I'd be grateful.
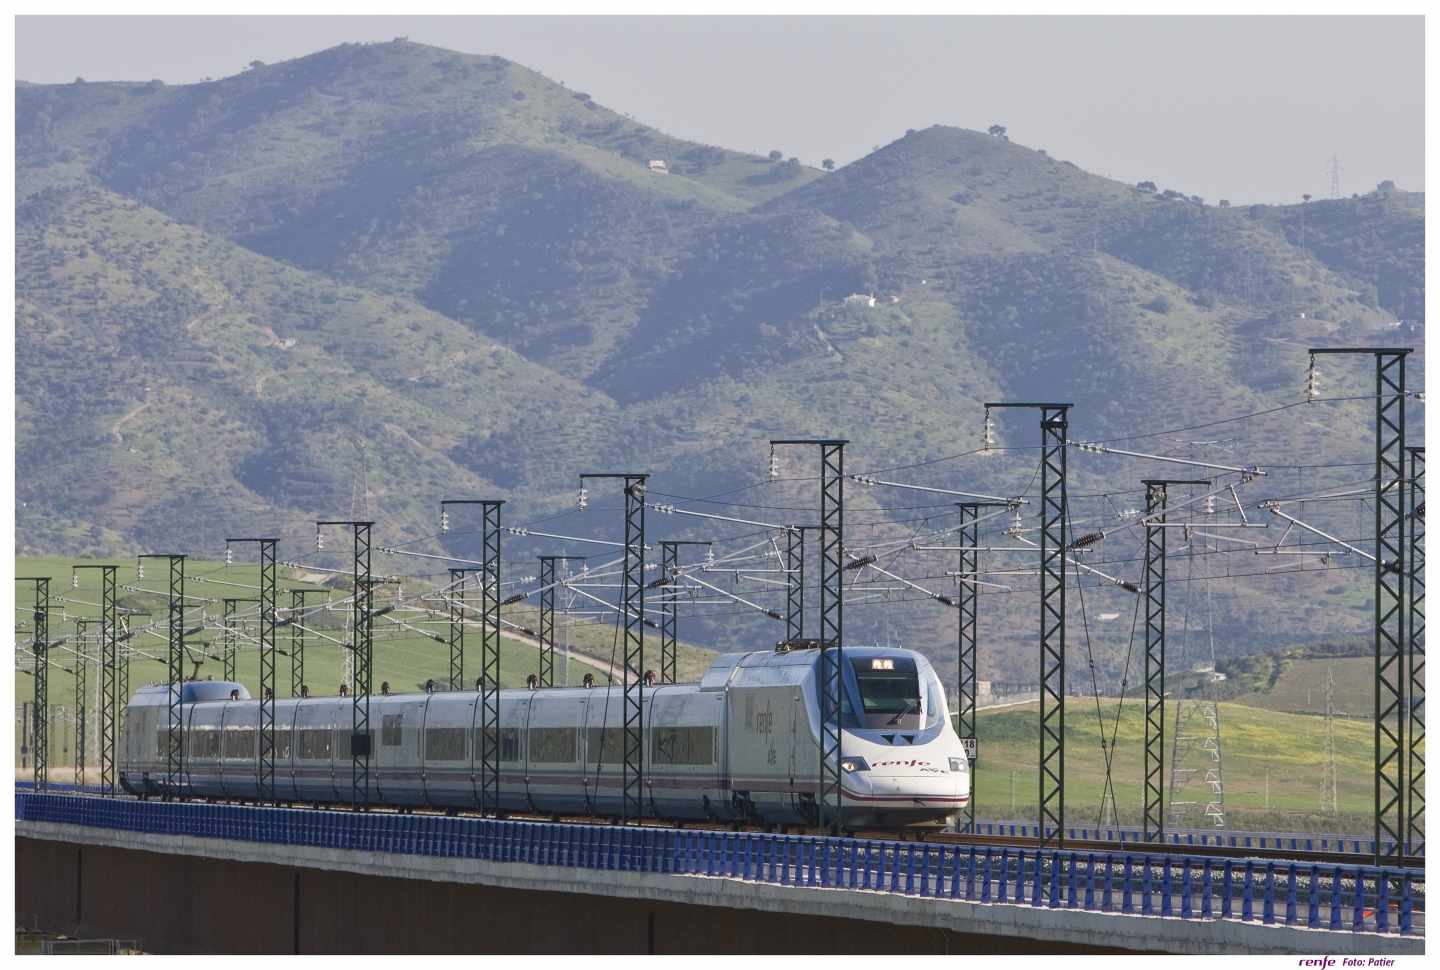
[14,39,1425,687]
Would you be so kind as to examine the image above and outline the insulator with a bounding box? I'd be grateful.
[844,554,877,570]
[1070,532,1104,549]
[1305,354,1320,402]
[705,546,715,564]
[1008,506,1023,534]
[1204,495,1216,515]
[71,572,79,590]
[136,560,144,580]
[315,530,325,552]
[225,546,233,566]
[981,409,996,455]
[768,448,780,480]
[440,509,450,533]
[577,486,589,511]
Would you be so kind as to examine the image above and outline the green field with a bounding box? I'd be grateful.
[971,697,1392,835]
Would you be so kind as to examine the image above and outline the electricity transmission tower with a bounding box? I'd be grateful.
[1166,527,1227,829]
[1321,663,1339,817]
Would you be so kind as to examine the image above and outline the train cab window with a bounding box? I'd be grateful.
[426,727,467,761]
[848,656,923,730]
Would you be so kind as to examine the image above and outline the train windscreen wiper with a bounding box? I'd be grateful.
[886,698,918,725]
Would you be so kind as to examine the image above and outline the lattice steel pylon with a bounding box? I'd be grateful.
[448,567,468,690]
[785,527,806,644]
[1140,479,1208,841]
[1320,663,1339,817]
[288,588,323,696]
[1166,535,1227,831]
[1406,446,1424,854]
[537,557,567,688]
[73,565,118,794]
[139,555,187,799]
[227,538,278,803]
[16,577,50,789]
[580,475,647,821]
[441,500,504,815]
[317,522,373,809]
[72,618,92,787]
[955,501,1010,833]
[771,440,847,833]
[986,405,1070,847]
[1308,347,1409,865]
[659,541,710,684]
[220,598,255,683]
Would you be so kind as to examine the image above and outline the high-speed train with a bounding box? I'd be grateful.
[120,644,970,828]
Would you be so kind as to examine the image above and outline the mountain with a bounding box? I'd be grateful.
[15,40,1425,687]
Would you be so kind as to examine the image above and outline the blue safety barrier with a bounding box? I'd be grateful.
[15,792,1422,936]
[959,816,1410,858]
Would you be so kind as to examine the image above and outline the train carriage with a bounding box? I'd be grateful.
[120,645,970,829]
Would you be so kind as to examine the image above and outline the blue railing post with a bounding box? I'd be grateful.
[1066,852,1078,909]
[1049,852,1062,908]
[1242,861,1256,922]
[1306,865,1320,928]
[999,848,1010,903]
[1122,855,1134,914]
[1285,863,1298,925]
[1329,865,1343,931]
[1084,854,1096,910]
[1376,872,1390,934]
[1160,857,1173,917]
[965,848,976,901]
[1032,851,1045,907]
[1262,862,1276,925]
[1181,860,1193,919]
[919,845,930,896]
[1352,870,1366,932]
[847,840,859,890]
[905,844,917,895]
[980,848,993,903]
[1400,874,1412,935]
[1103,853,1115,912]
[780,838,791,886]
[1201,860,1213,919]
[1141,857,1154,916]
[889,843,903,894]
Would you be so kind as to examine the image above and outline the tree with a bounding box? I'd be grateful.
[1136,180,1157,193]
[247,60,266,70]
[1218,199,1231,207]
[822,158,835,172]
[987,124,1008,140]
[1377,179,1397,192]
[768,150,783,162]
[1302,193,1312,203]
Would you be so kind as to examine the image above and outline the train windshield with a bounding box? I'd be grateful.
[848,656,923,729]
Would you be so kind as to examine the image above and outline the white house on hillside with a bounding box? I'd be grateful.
[648,159,669,173]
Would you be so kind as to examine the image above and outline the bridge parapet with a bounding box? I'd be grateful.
[15,793,1424,954]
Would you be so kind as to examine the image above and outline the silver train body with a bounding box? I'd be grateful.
[120,645,970,828]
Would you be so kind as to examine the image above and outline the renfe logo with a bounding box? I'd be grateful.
[872,759,931,768]
[1298,960,1335,969]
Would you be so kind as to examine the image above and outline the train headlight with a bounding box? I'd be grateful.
[949,757,964,773]
[840,757,869,773]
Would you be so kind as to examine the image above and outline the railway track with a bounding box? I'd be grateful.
[925,831,1426,869]
[121,787,1423,870]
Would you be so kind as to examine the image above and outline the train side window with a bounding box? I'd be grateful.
[479,727,522,763]
[274,729,292,760]
[425,727,467,761]
[652,726,715,766]
[586,727,626,765]
[382,714,403,746]
[225,728,255,760]
[528,727,577,763]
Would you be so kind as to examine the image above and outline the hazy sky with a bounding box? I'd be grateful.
[15,15,1424,204]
